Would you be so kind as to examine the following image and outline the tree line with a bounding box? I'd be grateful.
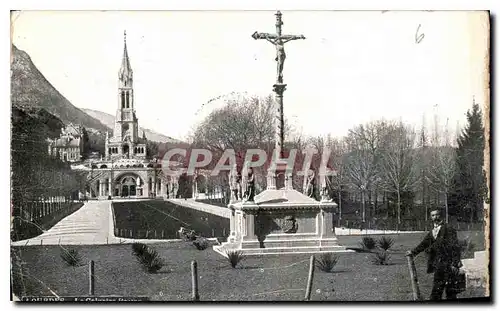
[189,95,487,228]
[11,106,86,212]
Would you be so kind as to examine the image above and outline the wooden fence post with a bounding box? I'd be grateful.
[304,255,315,301]
[89,260,95,296]
[191,261,200,301]
[406,255,422,301]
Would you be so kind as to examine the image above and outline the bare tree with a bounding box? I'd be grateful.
[192,94,276,164]
[416,115,432,228]
[192,94,300,193]
[427,117,457,224]
[344,121,388,223]
[378,121,418,230]
[327,137,349,225]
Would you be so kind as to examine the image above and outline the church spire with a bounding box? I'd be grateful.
[119,30,133,87]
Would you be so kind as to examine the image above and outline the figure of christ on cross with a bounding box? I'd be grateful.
[252,11,306,84]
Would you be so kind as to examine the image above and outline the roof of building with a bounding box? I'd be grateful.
[63,123,82,137]
[52,137,81,148]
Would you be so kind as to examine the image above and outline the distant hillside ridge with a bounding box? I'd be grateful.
[11,44,108,133]
[82,108,182,144]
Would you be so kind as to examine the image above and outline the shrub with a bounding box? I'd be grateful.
[225,250,245,268]
[315,253,339,273]
[377,236,394,251]
[370,250,390,265]
[133,244,164,273]
[132,242,148,257]
[60,248,82,267]
[193,237,209,250]
[359,236,377,251]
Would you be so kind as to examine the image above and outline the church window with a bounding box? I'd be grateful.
[121,91,125,108]
[126,91,130,108]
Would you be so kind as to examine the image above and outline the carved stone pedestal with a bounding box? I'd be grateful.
[213,188,352,256]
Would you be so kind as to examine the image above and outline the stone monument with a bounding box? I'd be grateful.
[214,11,350,256]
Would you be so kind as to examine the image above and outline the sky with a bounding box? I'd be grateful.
[11,10,489,142]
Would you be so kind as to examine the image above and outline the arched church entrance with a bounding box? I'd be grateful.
[115,174,143,198]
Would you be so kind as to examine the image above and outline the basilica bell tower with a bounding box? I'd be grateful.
[106,30,146,160]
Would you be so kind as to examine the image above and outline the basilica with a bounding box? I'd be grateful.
[84,32,178,199]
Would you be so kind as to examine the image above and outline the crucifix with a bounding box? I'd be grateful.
[252,11,306,190]
[252,11,306,84]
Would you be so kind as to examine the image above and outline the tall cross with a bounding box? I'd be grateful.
[251,11,305,189]
[252,11,306,84]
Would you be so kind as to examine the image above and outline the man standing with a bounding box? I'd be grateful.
[406,208,462,300]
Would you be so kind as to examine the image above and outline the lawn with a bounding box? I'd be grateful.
[112,201,230,239]
[11,231,487,301]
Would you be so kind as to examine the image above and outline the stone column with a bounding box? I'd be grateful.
[242,213,257,241]
[229,208,236,240]
[108,179,112,197]
[320,208,336,238]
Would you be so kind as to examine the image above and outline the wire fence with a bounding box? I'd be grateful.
[11,236,486,301]
[337,218,484,233]
[11,254,326,302]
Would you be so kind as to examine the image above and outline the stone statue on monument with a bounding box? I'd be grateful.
[275,42,286,84]
[243,167,255,202]
[229,164,243,201]
[304,169,316,198]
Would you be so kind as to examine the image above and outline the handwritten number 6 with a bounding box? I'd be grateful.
[415,24,425,44]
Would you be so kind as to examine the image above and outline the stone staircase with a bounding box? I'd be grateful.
[461,251,488,288]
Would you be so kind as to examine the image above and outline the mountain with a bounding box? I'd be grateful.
[82,108,181,143]
[10,45,109,133]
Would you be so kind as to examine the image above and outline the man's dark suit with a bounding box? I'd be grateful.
[410,223,462,300]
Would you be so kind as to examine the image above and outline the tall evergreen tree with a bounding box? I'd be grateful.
[81,127,91,160]
[453,101,487,222]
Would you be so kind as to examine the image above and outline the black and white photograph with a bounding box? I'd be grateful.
[9,9,490,302]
